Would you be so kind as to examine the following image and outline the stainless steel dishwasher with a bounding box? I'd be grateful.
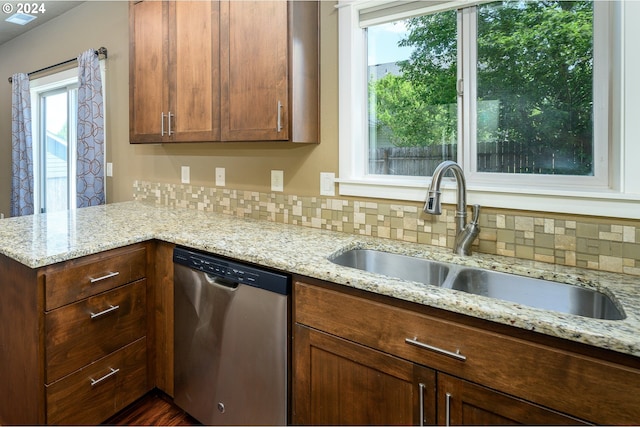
[173,247,290,425]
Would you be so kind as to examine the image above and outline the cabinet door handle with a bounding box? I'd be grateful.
[90,367,120,387]
[276,101,283,132]
[90,304,120,319]
[90,271,120,283]
[168,112,174,136]
[419,382,426,426]
[405,337,466,361]
[161,112,166,136]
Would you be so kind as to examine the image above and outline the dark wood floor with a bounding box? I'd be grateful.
[104,390,200,426]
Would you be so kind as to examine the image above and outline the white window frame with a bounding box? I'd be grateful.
[31,68,79,214]
[30,60,107,214]
[338,0,640,219]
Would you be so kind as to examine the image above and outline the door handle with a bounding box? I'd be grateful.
[276,101,282,132]
[419,382,426,426]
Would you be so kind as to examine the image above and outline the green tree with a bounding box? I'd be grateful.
[371,1,594,173]
[370,73,455,147]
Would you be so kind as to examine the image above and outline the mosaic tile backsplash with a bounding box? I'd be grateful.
[133,180,640,276]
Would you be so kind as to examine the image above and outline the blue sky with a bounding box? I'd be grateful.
[367,21,415,65]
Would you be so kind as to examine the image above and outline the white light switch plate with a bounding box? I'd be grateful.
[215,167,225,186]
[320,172,336,196]
[181,166,190,184]
[271,170,284,192]
[106,162,113,177]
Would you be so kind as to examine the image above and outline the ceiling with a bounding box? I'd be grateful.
[0,1,83,46]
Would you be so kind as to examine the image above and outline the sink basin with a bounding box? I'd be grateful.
[450,268,625,320]
[329,248,625,320]
[329,249,451,287]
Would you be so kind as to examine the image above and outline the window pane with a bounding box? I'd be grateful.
[367,10,458,177]
[476,1,594,175]
[42,91,69,212]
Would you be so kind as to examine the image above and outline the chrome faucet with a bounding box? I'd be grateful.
[423,160,480,256]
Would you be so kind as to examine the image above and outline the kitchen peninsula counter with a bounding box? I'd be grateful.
[0,201,638,358]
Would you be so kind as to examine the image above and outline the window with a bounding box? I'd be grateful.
[339,0,640,219]
[38,85,78,213]
[31,68,79,213]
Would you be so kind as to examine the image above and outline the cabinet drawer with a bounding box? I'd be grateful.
[46,338,149,425]
[295,281,640,425]
[45,279,147,383]
[45,244,147,311]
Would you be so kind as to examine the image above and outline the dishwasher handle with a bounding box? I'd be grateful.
[205,274,239,290]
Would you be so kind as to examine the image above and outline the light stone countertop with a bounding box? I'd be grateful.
[1,201,638,357]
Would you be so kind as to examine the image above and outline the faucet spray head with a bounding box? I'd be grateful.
[424,190,442,215]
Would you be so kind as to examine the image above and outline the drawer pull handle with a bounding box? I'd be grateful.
[90,305,120,319]
[90,271,120,283]
[90,367,120,387]
[405,337,467,362]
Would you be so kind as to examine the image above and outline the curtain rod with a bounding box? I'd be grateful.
[7,47,107,84]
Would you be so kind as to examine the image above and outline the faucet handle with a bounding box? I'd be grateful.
[471,204,480,224]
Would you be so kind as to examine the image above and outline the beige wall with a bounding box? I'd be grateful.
[0,1,339,215]
[0,1,129,214]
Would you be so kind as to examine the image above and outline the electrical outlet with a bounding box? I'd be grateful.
[106,162,113,177]
[320,172,336,196]
[271,170,284,192]
[181,166,190,184]
[215,167,225,186]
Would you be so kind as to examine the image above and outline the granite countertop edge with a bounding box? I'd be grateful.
[1,201,638,358]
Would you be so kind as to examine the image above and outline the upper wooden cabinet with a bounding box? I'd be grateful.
[129,1,220,143]
[129,1,319,144]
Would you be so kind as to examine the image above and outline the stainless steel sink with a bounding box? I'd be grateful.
[450,268,625,320]
[329,249,451,287]
[329,248,625,320]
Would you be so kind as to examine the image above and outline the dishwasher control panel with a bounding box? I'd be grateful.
[173,247,290,295]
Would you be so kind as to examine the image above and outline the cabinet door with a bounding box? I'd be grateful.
[169,1,220,142]
[437,374,588,426]
[220,1,289,141]
[129,1,170,143]
[293,324,436,425]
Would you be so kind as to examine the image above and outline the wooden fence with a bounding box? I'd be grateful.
[371,142,590,175]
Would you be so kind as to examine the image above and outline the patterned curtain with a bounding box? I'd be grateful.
[10,73,35,217]
[76,49,105,208]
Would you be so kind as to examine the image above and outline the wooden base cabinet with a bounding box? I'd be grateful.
[293,279,640,425]
[0,243,152,425]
